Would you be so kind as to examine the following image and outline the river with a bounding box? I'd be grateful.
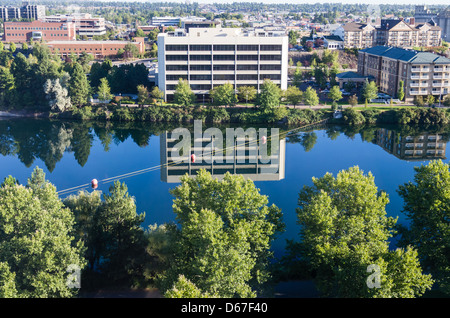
[0,118,448,262]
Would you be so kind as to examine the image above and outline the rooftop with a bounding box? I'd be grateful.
[360,46,450,64]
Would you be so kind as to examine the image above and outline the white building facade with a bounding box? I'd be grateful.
[157,27,289,102]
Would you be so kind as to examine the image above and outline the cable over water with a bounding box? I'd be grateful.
[56,119,328,196]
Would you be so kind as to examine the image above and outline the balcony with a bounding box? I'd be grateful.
[432,82,443,87]
[434,68,444,72]
[410,83,419,87]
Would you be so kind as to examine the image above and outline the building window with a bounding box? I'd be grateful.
[166,75,188,81]
[213,45,235,51]
[189,44,212,51]
[213,55,235,61]
[165,44,188,51]
[260,45,282,51]
[191,84,212,90]
[237,64,258,70]
[189,54,211,61]
[260,55,281,61]
[237,45,258,51]
[237,74,258,81]
[260,64,281,70]
[167,65,188,71]
[190,64,212,71]
[214,74,235,80]
[166,55,188,61]
[260,74,281,80]
[190,74,212,81]
[237,55,258,61]
[213,64,235,71]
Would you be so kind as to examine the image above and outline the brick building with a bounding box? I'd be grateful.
[46,39,145,59]
[3,20,76,43]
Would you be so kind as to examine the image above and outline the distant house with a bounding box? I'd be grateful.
[323,35,344,50]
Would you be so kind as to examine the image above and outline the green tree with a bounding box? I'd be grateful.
[362,79,378,106]
[0,167,86,298]
[285,85,303,107]
[159,170,284,298]
[293,166,433,297]
[164,275,214,298]
[151,86,165,105]
[9,42,16,53]
[69,62,90,107]
[97,77,113,103]
[0,66,15,108]
[397,160,450,295]
[237,85,257,105]
[292,64,303,87]
[209,82,236,106]
[258,79,282,112]
[64,181,148,288]
[398,80,405,102]
[137,84,149,106]
[150,43,158,58]
[303,86,319,107]
[173,79,195,106]
[328,85,343,106]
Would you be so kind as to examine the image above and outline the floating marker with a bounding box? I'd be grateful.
[91,179,98,189]
[261,136,267,144]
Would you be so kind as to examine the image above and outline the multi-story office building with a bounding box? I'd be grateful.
[0,2,45,21]
[157,27,288,101]
[3,20,76,43]
[44,14,107,38]
[334,19,441,49]
[357,46,450,101]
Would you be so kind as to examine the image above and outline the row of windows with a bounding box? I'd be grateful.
[166,54,282,61]
[166,74,281,81]
[6,26,65,31]
[166,64,282,71]
[165,44,282,51]
[166,83,281,91]
[7,33,67,37]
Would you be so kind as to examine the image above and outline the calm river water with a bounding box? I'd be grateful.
[1,118,448,260]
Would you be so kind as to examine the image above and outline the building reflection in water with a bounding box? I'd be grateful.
[160,125,285,183]
[374,128,447,161]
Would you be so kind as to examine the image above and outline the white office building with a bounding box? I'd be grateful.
[157,27,289,102]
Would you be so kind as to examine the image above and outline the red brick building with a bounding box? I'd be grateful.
[3,20,76,43]
[46,39,145,58]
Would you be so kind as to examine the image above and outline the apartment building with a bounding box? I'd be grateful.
[157,27,288,101]
[0,2,45,21]
[334,19,441,49]
[415,5,450,42]
[44,14,107,38]
[357,46,450,101]
[3,20,76,43]
[334,22,376,49]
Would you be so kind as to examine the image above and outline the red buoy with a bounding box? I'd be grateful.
[91,179,98,189]
[261,136,267,144]
[191,154,196,163]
